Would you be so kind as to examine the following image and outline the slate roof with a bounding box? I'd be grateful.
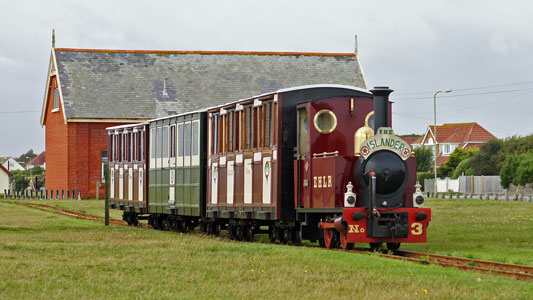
[47,48,366,122]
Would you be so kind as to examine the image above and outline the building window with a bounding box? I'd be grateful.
[53,88,59,110]
[444,144,451,155]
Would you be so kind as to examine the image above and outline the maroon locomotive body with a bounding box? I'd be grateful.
[204,85,430,249]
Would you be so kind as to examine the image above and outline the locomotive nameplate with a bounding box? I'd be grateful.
[359,127,412,160]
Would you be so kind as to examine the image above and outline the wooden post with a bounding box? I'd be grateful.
[96,181,100,200]
[104,163,110,226]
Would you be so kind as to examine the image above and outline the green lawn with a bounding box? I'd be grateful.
[0,200,532,299]
[402,198,533,265]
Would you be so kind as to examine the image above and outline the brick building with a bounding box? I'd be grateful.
[40,43,367,198]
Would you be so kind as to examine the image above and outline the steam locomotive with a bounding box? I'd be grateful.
[107,85,430,250]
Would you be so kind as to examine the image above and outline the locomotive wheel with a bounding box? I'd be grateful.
[213,223,221,236]
[323,229,333,249]
[318,238,325,247]
[227,225,235,239]
[131,214,139,226]
[340,231,354,250]
[293,228,302,245]
[278,228,287,244]
[199,222,207,233]
[180,219,188,233]
[243,226,253,242]
[386,243,401,251]
[370,243,383,251]
[235,226,243,241]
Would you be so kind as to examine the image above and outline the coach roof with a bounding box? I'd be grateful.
[41,48,367,125]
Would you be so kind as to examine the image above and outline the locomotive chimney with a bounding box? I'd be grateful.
[370,86,394,133]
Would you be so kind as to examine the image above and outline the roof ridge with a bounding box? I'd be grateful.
[54,48,356,57]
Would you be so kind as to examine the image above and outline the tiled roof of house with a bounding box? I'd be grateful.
[45,48,366,122]
[0,157,12,164]
[27,152,45,166]
[428,122,496,147]
[402,136,423,145]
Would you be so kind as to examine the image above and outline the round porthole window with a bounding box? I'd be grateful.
[313,110,337,134]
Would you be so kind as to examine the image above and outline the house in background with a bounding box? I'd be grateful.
[27,152,46,170]
[0,157,25,171]
[413,122,497,166]
[0,164,12,193]
[40,38,367,198]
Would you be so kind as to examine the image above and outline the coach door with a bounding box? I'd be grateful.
[296,104,311,208]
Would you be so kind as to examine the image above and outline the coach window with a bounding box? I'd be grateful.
[220,114,225,153]
[245,106,252,149]
[150,128,156,167]
[163,126,169,158]
[192,120,200,165]
[253,107,260,148]
[235,110,241,151]
[170,125,176,158]
[129,132,133,162]
[227,110,234,152]
[212,114,219,155]
[298,108,308,157]
[156,127,163,167]
[138,130,144,161]
[114,134,118,161]
[263,101,272,148]
[314,110,337,134]
[185,122,192,166]
[177,123,184,166]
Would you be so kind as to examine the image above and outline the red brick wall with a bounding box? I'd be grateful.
[45,76,69,194]
[44,76,131,198]
[67,122,128,198]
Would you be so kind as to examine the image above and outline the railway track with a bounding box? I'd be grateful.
[381,249,533,281]
[8,201,533,281]
[12,201,130,227]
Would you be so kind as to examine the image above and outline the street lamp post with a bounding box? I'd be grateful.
[433,89,452,197]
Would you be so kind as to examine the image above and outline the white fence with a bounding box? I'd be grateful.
[424,175,504,194]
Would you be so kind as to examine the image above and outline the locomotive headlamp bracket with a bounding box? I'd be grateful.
[344,182,357,207]
[413,181,425,208]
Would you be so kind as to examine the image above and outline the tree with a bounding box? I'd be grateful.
[469,139,503,175]
[10,166,45,190]
[413,146,433,172]
[452,158,474,178]
[16,149,38,165]
[500,152,533,188]
[516,153,533,185]
[438,147,477,178]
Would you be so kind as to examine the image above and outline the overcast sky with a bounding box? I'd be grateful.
[1,0,532,157]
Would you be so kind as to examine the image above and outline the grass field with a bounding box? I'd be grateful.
[0,199,532,299]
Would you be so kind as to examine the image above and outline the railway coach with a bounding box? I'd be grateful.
[107,84,430,250]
